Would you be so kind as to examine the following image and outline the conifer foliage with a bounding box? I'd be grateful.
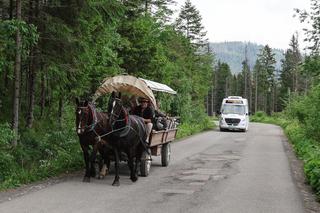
[175,0,207,47]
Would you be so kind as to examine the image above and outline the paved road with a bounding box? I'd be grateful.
[0,123,305,213]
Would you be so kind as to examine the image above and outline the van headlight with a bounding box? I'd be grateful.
[220,118,226,124]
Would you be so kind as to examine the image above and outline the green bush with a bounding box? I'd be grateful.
[177,116,215,139]
[0,120,83,190]
[0,123,16,181]
[284,121,320,198]
[285,85,320,141]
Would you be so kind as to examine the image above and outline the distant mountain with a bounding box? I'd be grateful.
[210,41,284,74]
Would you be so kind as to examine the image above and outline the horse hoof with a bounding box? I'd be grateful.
[112,181,120,186]
[83,177,90,182]
[130,176,138,182]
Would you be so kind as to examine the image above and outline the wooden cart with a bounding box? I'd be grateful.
[140,125,178,176]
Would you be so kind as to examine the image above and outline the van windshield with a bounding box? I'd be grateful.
[222,104,246,115]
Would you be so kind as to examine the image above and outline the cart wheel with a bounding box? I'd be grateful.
[140,149,151,177]
[161,143,171,167]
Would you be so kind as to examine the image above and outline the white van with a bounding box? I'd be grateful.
[218,96,249,132]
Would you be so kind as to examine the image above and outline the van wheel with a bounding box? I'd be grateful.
[220,128,226,132]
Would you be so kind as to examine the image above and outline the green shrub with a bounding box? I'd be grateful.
[285,85,320,141]
[177,116,214,139]
[0,123,16,181]
[0,119,83,190]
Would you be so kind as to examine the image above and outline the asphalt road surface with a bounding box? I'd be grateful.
[0,123,307,213]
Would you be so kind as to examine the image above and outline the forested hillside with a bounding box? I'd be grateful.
[206,37,310,116]
[210,41,284,73]
[0,0,213,188]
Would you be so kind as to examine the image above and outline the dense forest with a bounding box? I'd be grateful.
[0,0,213,188]
[210,41,284,74]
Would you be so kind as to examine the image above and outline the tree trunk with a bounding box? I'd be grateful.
[26,0,39,128]
[213,71,217,113]
[0,1,3,19]
[12,0,22,146]
[244,70,247,98]
[40,71,45,118]
[248,82,251,112]
[9,0,14,19]
[26,52,36,128]
[205,93,209,115]
[211,84,214,116]
[254,73,258,113]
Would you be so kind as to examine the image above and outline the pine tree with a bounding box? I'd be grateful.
[175,0,207,48]
[154,0,176,21]
[295,0,320,82]
[240,45,252,106]
[295,0,320,54]
[252,59,262,113]
[279,34,303,110]
[148,0,176,23]
[257,45,276,114]
[214,61,232,111]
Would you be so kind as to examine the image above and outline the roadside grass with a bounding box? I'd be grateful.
[0,126,84,191]
[175,116,215,139]
[251,111,320,199]
[0,113,84,191]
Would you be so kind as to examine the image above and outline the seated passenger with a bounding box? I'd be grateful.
[132,97,154,142]
[121,95,137,114]
[153,101,168,131]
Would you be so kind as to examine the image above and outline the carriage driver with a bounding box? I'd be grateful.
[132,97,155,143]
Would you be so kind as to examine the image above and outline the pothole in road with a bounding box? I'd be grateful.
[181,168,220,175]
[179,174,210,181]
[157,189,195,195]
[188,153,241,162]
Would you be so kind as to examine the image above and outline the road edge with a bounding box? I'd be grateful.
[281,133,320,213]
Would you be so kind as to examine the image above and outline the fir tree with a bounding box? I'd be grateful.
[295,0,320,54]
[257,45,276,114]
[175,0,207,48]
[280,34,302,94]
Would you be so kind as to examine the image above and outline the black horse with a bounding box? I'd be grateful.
[75,98,112,182]
[107,92,148,186]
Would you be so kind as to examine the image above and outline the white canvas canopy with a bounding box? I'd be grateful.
[139,78,177,95]
[93,75,157,107]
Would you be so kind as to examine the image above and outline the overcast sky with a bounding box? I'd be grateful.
[174,0,311,50]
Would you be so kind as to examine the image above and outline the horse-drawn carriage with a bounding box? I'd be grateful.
[76,75,178,185]
[93,75,179,177]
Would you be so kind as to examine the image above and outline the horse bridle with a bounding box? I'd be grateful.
[77,104,98,134]
[109,98,129,131]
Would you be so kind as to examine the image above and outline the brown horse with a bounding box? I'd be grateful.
[107,92,148,186]
[75,98,112,182]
